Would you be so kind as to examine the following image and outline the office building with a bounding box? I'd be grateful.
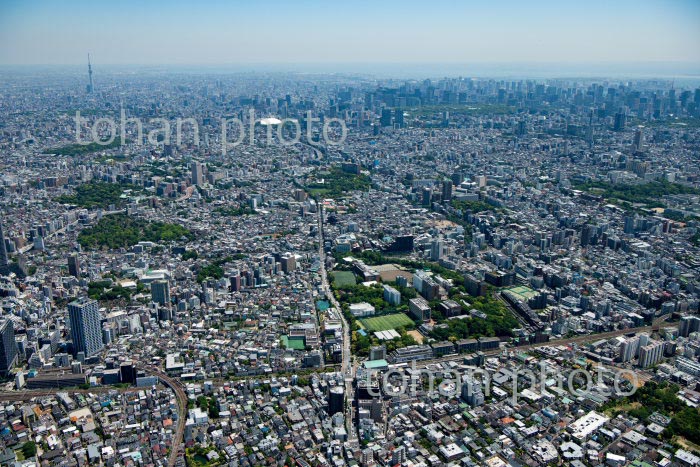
[632,127,644,153]
[0,220,8,275]
[151,280,171,306]
[68,298,104,358]
[281,254,296,273]
[389,234,414,253]
[230,272,241,292]
[614,111,626,131]
[0,320,17,376]
[422,187,432,206]
[394,108,404,128]
[67,253,81,278]
[461,376,485,407]
[430,239,444,261]
[380,108,392,127]
[120,361,137,384]
[432,341,456,357]
[442,180,453,201]
[191,162,204,186]
[328,386,344,415]
[679,315,700,337]
[677,356,700,377]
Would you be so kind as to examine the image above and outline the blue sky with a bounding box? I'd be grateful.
[0,0,698,69]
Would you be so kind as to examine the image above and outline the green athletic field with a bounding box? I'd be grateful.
[331,271,356,288]
[359,313,414,332]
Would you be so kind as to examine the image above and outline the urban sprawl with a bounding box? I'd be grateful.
[0,69,700,467]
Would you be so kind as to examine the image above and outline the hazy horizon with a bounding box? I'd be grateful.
[2,62,700,83]
[1,0,699,72]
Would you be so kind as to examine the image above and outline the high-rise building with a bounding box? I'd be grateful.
[380,108,392,127]
[639,340,664,368]
[614,111,626,131]
[580,224,597,246]
[679,315,700,337]
[68,254,81,278]
[632,127,644,153]
[394,108,404,128]
[0,320,17,376]
[461,376,484,407]
[230,272,241,292]
[68,298,104,358]
[191,162,204,186]
[619,336,639,363]
[280,254,296,273]
[328,386,344,415]
[0,220,9,275]
[33,236,45,251]
[430,239,444,261]
[389,235,414,253]
[151,280,171,306]
[120,361,136,384]
[442,180,453,201]
[422,187,432,206]
[382,285,401,306]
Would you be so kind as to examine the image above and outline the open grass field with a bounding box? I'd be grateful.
[331,271,356,288]
[359,313,414,332]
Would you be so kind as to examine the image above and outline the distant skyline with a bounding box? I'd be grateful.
[1,0,699,75]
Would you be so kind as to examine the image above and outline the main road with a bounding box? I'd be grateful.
[316,203,357,443]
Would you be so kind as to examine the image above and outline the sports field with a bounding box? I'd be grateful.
[359,313,414,332]
[282,335,306,350]
[332,271,356,288]
[503,286,539,301]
